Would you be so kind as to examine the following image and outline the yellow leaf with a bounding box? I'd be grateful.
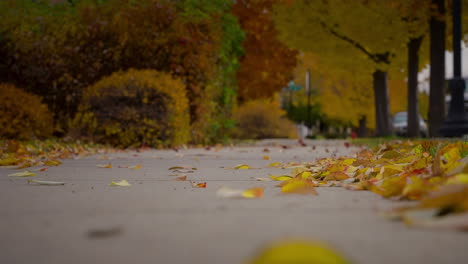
[0,157,19,166]
[44,160,62,166]
[342,159,355,166]
[268,162,282,168]
[270,175,293,181]
[263,155,270,160]
[295,171,313,179]
[8,170,36,177]
[247,240,349,264]
[233,164,251,169]
[109,180,131,187]
[281,179,317,195]
[446,173,468,185]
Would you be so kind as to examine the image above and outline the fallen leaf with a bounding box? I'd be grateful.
[233,164,251,169]
[295,171,313,179]
[8,170,36,177]
[169,166,197,170]
[28,180,65,185]
[190,181,206,188]
[36,167,49,172]
[97,164,112,168]
[109,180,131,187]
[323,171,350,181]
[216,186,264,198]
[0,157,19,166]
[174,175,187,181]
[247,239,349,264]
[44,160,62,166]
[268,162,282,168]
[270,175,293,181]
[281,179,317,195]
[263,155,270,160]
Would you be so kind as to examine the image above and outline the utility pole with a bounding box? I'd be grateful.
[440,0,468,136]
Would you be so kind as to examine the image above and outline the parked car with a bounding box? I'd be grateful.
[393,112,428,137]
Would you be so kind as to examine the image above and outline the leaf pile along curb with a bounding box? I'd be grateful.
[271,140,468,230]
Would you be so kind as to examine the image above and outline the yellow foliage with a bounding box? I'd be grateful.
[0,83,53,139]
[232,98,297,139]
[70,69,190,148]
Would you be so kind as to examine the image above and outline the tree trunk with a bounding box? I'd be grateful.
[358,115,368,137]
[429,0,446,137]
[407,36,423,137]
[373,70,392,136]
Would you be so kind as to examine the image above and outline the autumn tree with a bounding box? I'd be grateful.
[232,0,297,102]
[274,0,415,136]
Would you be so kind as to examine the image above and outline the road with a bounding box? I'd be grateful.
[1,139,467,264]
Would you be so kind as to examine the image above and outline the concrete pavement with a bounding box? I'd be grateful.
[1,139,467,264]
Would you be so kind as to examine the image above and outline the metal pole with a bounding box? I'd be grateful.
[453,0,462,78]
[306,70,311,128]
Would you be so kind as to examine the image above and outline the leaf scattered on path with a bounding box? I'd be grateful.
[169,166,197,170]
[263,155,270,160]
[44,160,62,166]
[190,181,206,188]
[97,164,112,168]
[174,175,187,181]
[268,162,282,168]
[28,180,65,185]
[232,164,252,169]
[280,178,317,195]
[217,186,264,198]
[269,175,293,181]
[109,180,131,187]
[8,170,36,177]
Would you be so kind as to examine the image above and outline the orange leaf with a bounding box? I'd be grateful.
[242,187,264,198]
[190,181,206,188]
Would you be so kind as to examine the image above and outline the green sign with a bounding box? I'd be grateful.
[288,81,301,91]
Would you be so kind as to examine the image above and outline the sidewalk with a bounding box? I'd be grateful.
[0,139,467,264]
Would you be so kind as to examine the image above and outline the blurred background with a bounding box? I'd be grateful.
[1,0,467,147]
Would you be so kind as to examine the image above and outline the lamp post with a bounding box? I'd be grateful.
[440,0,468,137]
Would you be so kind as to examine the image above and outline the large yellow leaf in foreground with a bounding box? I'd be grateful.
[247,240,349,264]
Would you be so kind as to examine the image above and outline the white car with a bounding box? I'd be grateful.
[393,112,428,137]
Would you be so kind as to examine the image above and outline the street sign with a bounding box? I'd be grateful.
[288,81,301,91]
